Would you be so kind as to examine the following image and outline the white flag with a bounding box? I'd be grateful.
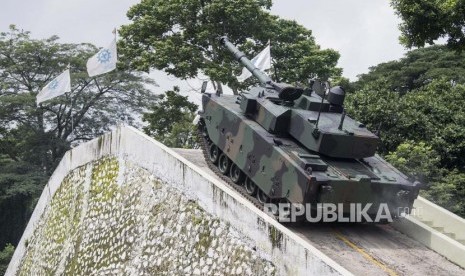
[237,44,271,82]
[36,69,71,105]
[86,37,117,77]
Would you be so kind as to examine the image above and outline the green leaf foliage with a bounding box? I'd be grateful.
[355,45,465,92]
[266,17,341,85]
[347,79,465,171]
[385,141,440,183]
[0,156,45,251]
[425,170,465,216]
[0,243,15,275]
[120,0,272,81]
[0,25,156,173]
[391,0,465,50]
[143,86,198,148]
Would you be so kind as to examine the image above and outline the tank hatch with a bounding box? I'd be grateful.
[292,152,329,172]
[240,87,292,133]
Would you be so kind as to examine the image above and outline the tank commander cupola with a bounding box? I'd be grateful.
[327,86,345,112]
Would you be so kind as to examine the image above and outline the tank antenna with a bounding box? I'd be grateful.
[313,81,329,138]
[338,109,346,130]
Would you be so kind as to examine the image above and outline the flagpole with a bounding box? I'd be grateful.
[70,94,74,134]
[67,64,74,136]
[269,39,280,82]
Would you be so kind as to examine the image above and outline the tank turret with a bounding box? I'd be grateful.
[220,36,379,159]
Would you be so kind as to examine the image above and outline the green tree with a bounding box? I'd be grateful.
[0,25,156,174]
[143,87,198,148]
[0,243,14,275]
[269,17,341,83]
[348,78,465,170]
[0,25,156,257]
[391,0,465,50]
[345,79,403,153]
[0,156,45,249]
[349,46,465,168]
[385,141,440,183]
[120,0,272,94]
[119,0,341,93]
[355,45,465,92]
[426,170,465,216]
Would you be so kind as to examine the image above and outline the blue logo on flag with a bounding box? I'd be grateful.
[49,79,59,90]
[97,49,111,64]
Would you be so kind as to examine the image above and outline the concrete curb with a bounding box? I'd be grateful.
[413,196,465,241]
[392,215,465,269]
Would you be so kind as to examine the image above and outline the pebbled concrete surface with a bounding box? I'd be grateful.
[7,126,351,276]
[15,158,276,275]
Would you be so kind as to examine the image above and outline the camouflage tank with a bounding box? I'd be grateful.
[196,36,421,222]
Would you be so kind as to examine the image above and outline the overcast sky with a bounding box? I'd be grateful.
[1,0,407,95]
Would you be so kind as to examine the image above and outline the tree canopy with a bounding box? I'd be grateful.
[0,25,156,175]
[263,16,341,85]
[0,243,14,275]
[119,0,341,93]
[143,86,198,148]
[391,0,465,50]
[349,48,465,170]
[355,45,465,92]
[0,25,156,250]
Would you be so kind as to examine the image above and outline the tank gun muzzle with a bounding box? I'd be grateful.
[219,36,272,85]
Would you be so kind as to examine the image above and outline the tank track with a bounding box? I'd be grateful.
[196,124,267,212]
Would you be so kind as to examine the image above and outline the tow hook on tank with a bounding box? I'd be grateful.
[320,184,333,194]
[396,190,410,201]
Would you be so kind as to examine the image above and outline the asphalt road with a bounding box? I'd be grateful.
[174,148,464,276]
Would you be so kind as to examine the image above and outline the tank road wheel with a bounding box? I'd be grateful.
[209,144,220,164]
[257,189,270,204]
[229,164,245,184]
[244,177,257,196]
[218,153,231,175]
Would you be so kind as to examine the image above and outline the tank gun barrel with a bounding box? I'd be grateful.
[219,36,272,85]
[220,36,303,102]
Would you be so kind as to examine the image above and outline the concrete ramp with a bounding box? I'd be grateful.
[6,126,351,276]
